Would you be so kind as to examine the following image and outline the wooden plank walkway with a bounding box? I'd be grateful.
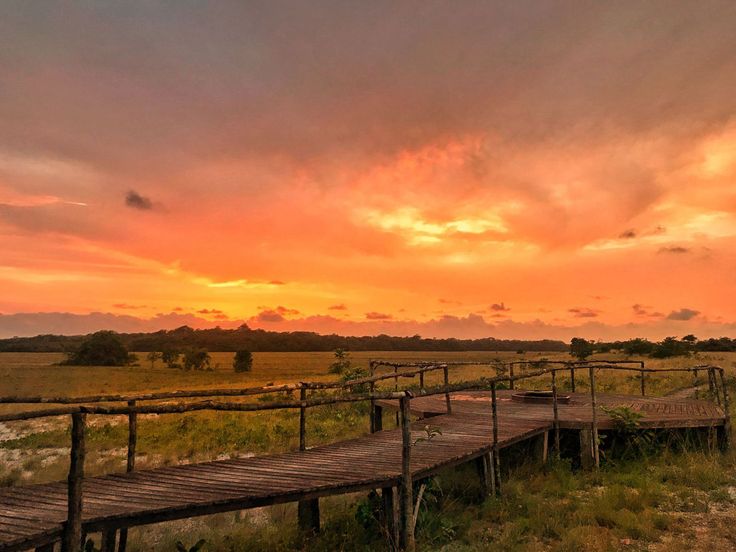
[0,391,724,551]
[0,405,549,552]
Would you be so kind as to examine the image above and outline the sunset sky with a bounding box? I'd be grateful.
[1,2,736,340]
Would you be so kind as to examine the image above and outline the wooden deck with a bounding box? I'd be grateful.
[0,391,724,551]
[397,390,727,430]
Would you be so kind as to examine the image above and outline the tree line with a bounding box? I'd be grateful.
[569,334,735,359]
[0,324,568,353]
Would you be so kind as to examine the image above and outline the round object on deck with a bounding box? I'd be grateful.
[511,390,571,404]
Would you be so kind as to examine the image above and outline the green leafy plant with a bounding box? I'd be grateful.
[414,425,442,446]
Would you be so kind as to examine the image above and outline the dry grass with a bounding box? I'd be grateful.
[2,350,736,550]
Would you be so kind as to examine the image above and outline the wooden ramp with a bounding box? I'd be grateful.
[0,407,550,552]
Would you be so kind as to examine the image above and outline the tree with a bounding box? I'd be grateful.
[63,331,131,366]
[161,347,180,369]
[650,337,690,358]
[146,351,161,369]
[183,348,211,371]
[570,337,594,360]
[233,350,253,372]
[328,348,351,374]
[622,338,654,356]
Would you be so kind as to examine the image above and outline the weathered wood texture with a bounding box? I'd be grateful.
[0,390,725,552]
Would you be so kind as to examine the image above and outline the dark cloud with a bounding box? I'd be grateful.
[113,303,146,310]
[658,246,690,254]
[666,308,700,321]
[490,303,510,312]
[2,2,736,177]
[196,308,224,315]
[253,310,286,323]
[328,304,347,311]
[365,312,393,320]
[125,190,153,210]
[632,304,664,318]
[618,229,637,239]
[252,306,299,322]
[568,307,599,318]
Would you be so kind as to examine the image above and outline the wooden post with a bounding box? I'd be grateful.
[419,370,425,392]
[708,368,716,401]
[475,453,491,497]
[509,363,515,390]
[369,361,376,433]
[126,400,137,472]
[118,400,137,552]
[589,367,600,469]
[712,369,723,407]
[718,368,731,451]
[381,486,399,548]
[443,366,451,414]
[101,528,117,552]
[299,386,307,451]
[532,432,549,465]
[374,404,384,432]
[551,370,560,457]
[570,365,576,392]
[640,370,646,397]
[297,499,320,534]
[490,383,501,495]
[394,366,400,427]
[579,428,594,470]
[62,412,85,552]
[297,385,320,533]
[399,394,414,551]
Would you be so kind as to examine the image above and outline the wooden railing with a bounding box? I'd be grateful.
[0,361,730,552]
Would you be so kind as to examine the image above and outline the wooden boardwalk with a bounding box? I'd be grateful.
[0,391,725,551]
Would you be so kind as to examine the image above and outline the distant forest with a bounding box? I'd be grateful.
[0,324,568,353]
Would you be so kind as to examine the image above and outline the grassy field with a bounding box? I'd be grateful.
[1,351,736,551]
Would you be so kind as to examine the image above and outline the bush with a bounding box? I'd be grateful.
[328,348,351,374]
[182,348,211,371]
[62,331,131,366]
[233,350,253,372]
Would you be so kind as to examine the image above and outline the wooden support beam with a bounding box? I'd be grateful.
[533,431,549,465]
[101,529,117,552]
[61,413,85,552]
[297,499,320,534]
[381,486,399,548]
[640,370,646,397]
[399,395,414,551]
[475,453,491,497]
[579,428,594,470]
[419,371,425,392]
